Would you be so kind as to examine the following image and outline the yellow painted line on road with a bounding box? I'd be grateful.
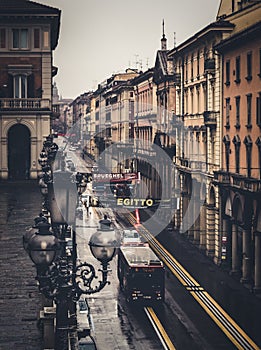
[145,307,176,350]
[127,212,260,350]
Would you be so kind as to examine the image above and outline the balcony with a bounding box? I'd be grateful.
[214,171,261,193]
[0,98,51,111]
[203,111,217,128]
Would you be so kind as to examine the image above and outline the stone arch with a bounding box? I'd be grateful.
[3,119,36,138]
[225,195,232,217]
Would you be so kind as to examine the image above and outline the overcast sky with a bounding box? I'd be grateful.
[39,0,220,99]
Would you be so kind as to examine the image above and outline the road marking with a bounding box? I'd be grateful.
[126,212,260,350]
[144,307,176,350]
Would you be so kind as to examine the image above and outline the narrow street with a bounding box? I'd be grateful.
[1,179,261,350]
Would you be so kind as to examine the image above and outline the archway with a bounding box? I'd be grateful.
[8,124,31,179]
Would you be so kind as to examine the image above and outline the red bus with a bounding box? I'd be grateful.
[117,245,165,303]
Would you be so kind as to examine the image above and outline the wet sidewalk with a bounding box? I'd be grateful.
[0,181,43,350]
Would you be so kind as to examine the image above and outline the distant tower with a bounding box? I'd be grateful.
[53,81,59,104]
[161,19,167,50]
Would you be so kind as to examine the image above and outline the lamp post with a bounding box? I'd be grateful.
[24,153,117,349]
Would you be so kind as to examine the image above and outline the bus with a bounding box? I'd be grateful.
[117,245,165,303]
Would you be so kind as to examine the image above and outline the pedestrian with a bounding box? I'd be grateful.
[99,214,111,229]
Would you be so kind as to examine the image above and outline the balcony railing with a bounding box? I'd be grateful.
[214,171,261,192]
[0,98,51,110]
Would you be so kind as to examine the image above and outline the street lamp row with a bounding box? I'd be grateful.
[23,134,117,350]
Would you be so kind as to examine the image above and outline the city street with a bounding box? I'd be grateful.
[1,179,261,349]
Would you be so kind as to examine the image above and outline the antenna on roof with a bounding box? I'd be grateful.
[146,57,149,70]
[174,32,176,48]
[134,54,139,69]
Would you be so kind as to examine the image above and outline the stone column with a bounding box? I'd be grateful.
[230,223,240,275]
[254,231,261,293]
[241,227,252,284]
[206,205,215,257]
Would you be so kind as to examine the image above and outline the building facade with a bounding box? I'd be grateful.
[214,0,261,290]
[0,0,60,179]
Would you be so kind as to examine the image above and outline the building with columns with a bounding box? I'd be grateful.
[0,0,60,179]
[214,0,261,291]
[168,20,234,263]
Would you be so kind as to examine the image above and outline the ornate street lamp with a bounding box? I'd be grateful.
[27,221,60,267]
[24,217,117,350]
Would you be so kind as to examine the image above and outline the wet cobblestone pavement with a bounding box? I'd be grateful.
[0,181,43,350]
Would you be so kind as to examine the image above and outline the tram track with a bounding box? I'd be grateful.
[124,212,260,350]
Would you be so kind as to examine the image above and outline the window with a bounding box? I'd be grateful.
[14,75,27,98]
[223,135,230,172]
[235,56,241,83]
[259,48,261,78]
[185,56,188,82]
[12,29,28,49]
[256,137,261,179]
[34,29,40,48]
[235,96,240,128]
[244,136,252,178]
[225,98,230,128]
[0,28,6,48]
[105,127,111,138]
[197,50,200,77]
[95,111,99,121]
[232,0,235,12]
[225,60,230,85]
[43,30,49,48]
[246,94,252,127]
[191,53,194,80]
[95,100,99,108]
[233,135,241,173]
[246,52,252,81]
[257,92,261,127]
[105,111,111,121]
